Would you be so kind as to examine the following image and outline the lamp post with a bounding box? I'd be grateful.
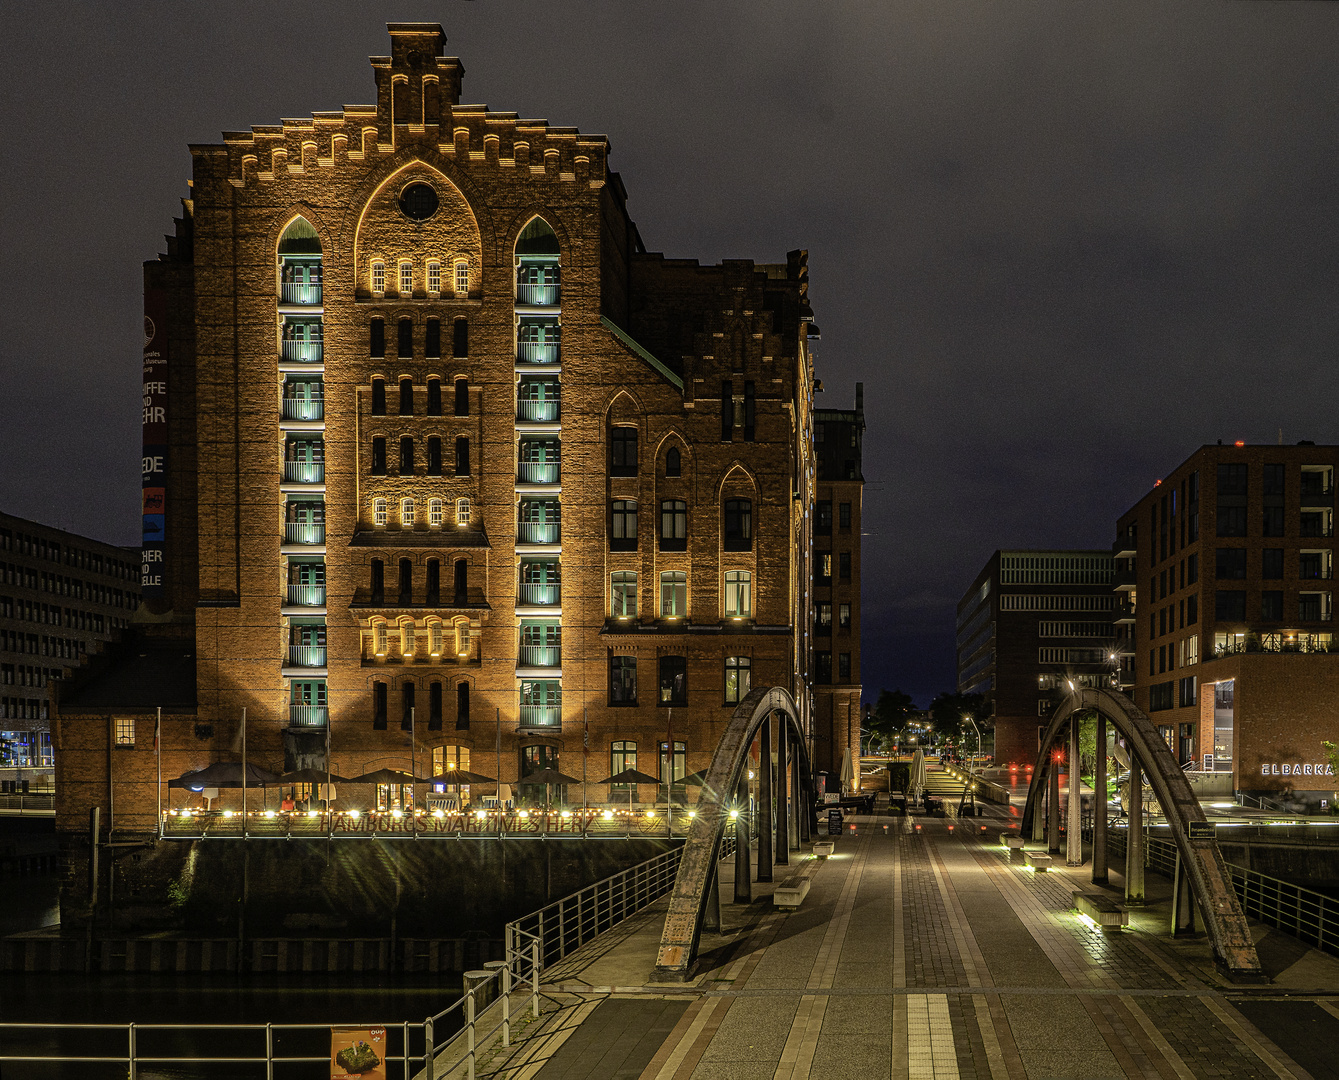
[963,714,982,774]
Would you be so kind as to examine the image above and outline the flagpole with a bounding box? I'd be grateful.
[410,705,416,823]
[325,697,333,838]
[241,707,247,839]
[582,707,589,838]
[155,706,162,839]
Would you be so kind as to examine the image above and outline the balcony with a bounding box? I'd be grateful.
[287,584,326,606]
[517,342,559,365]
[517,398,560,422]
[281,282,322,306]
[281,339,323,363]
[288,645,327,667]
[284,461,325,483]
[519,583,560,606]
[283,398,324,421]
[1299,609,1333,624]
[517,522,560,544]
[518,704,561,728]
[516,282,560,307]
[1113,567,1136,590]
[289,704,328,727]
[285,523,325,545]
[517,461,560,484]
[518,645,561,667]
[1113,599,1135,624]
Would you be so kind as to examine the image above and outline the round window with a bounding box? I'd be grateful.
[398,183,439,221]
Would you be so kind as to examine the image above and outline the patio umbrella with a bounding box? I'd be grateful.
[598,767,663,818]
[681,769,711,787]
[345,768,426,785]
[839,747,855,795]
[909,748,927,801]
[168,762,281,789]
[517,766,583,814]
[280,768,348,784]
[425,769,496,786]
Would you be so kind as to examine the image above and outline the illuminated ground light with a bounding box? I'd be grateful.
[601,810,613,820]
[349,810,361,820]
[432,809,444,819]
[391,810,403,820]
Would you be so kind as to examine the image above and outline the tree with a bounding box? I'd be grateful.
[867,689,917,751]
[927,692,990,748]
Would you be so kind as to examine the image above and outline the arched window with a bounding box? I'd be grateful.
[428,680,443,730]
[427,436,443,476]
[453,559,468,603]
[455,437,470,477]
[660,571,687,618]
[399,260,413,296]
[453,318,468,358]
[456,680,471,728]
[373,620,389,657]
[516,218,560,256]
[399,617,416,658]
[397,318,413,358]
[400,436,414,474]
[371,378,386,415]
[371,261,386,294]
[724,571,752,618]
[427,377,442,416]
[666,446,681,477]
[278,217,322,255]
[400,498,415,528]
[455,378,469,416]
[428,498,444,528]
[427,260,441,295]
[398,559,413,604]
[428,620,444,657]
[373,681,388,728]
[426,560,441,606]
[399,378,413,416]
[372,498,388,527]
[456,498,471,527]
[611,571,638,617]
[371,437,387,476]
[370,560,385,604]
[454,260,470,297]
[454,619,471,658]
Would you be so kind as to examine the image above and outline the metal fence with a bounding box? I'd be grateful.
[1098,826,1339,957]
[0,845,689,1077]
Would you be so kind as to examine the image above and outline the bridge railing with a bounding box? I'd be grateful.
[1097,826,1339,957]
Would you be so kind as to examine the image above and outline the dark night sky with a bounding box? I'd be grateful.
[2,3,1337,704]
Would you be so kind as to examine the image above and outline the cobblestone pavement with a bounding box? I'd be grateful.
[525,812,1339,1080]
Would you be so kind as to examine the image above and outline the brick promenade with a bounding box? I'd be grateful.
[476,810,1339,1080]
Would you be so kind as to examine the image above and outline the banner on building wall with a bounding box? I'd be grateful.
[331,1027,386,1080]
[142,289,168,600]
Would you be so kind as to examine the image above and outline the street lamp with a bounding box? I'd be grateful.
[963,714,982,773]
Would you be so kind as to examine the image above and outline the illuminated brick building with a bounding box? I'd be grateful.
[55,23,856,833]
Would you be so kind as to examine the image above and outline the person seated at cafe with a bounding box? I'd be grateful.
[280,794,296,812]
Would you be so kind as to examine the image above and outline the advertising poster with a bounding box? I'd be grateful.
[330,1027,387,1080]
[141,287,169,601]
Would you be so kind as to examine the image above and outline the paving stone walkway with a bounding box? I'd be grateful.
[495,810,1339,1080]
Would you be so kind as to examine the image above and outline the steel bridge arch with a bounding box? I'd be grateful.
[1023,686,1261,979]
[652,685,809,981]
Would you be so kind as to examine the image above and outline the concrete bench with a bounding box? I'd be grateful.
[1023,851,1052,872]
[813,841,835,859]
[1073,891,1128,932]
[999,833,1026,864]
[773,858,822,911]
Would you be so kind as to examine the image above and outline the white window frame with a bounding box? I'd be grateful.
[373,498,388,527]
[374,622,388,656]
[400,497,415,528]
[454,260,469,297]
[114,716,135,745]
[399,260,413,295]
[454,620,471,657]
[371,261,386,294]
[427,260,441,295]
[724,570,752,618]
[429,621,444,656]
[428,498,444,528]
[456,498,471,527]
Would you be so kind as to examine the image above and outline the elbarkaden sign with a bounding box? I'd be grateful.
[1259,762,1335,777]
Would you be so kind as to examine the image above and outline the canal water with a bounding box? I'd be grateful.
[0,870,464,1079]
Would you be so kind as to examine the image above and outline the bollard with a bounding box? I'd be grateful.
[947,824,954,833]
[465,985,476,1080]
[882,824,888,834]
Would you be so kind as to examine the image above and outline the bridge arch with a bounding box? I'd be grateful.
[652,685,810,980]
[1024,686,1261,979]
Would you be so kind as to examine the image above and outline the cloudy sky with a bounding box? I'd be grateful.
[2,3,1336,702]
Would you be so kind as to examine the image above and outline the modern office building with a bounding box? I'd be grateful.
[957,550,1117,766]
[1117,443,1339,803]
[54,23,854,834]
[812,385,864,776]
[0,511,140,765]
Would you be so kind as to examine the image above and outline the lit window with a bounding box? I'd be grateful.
[374,622,388,656]
[373,498,388,527]
[454,620,471,657]
[427,260,441,294]
[454,260,469,296]
[429,498,444,528]
[399,261,413,295]
[660,571,687,618]
[371,261,385,294]
[456,498,471,527]
[611,571,638,616]
[400,498,415,527]
[724,656,751,704]
[724,571,752,618]
[114,716,135,745]
[429,622,444,656]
